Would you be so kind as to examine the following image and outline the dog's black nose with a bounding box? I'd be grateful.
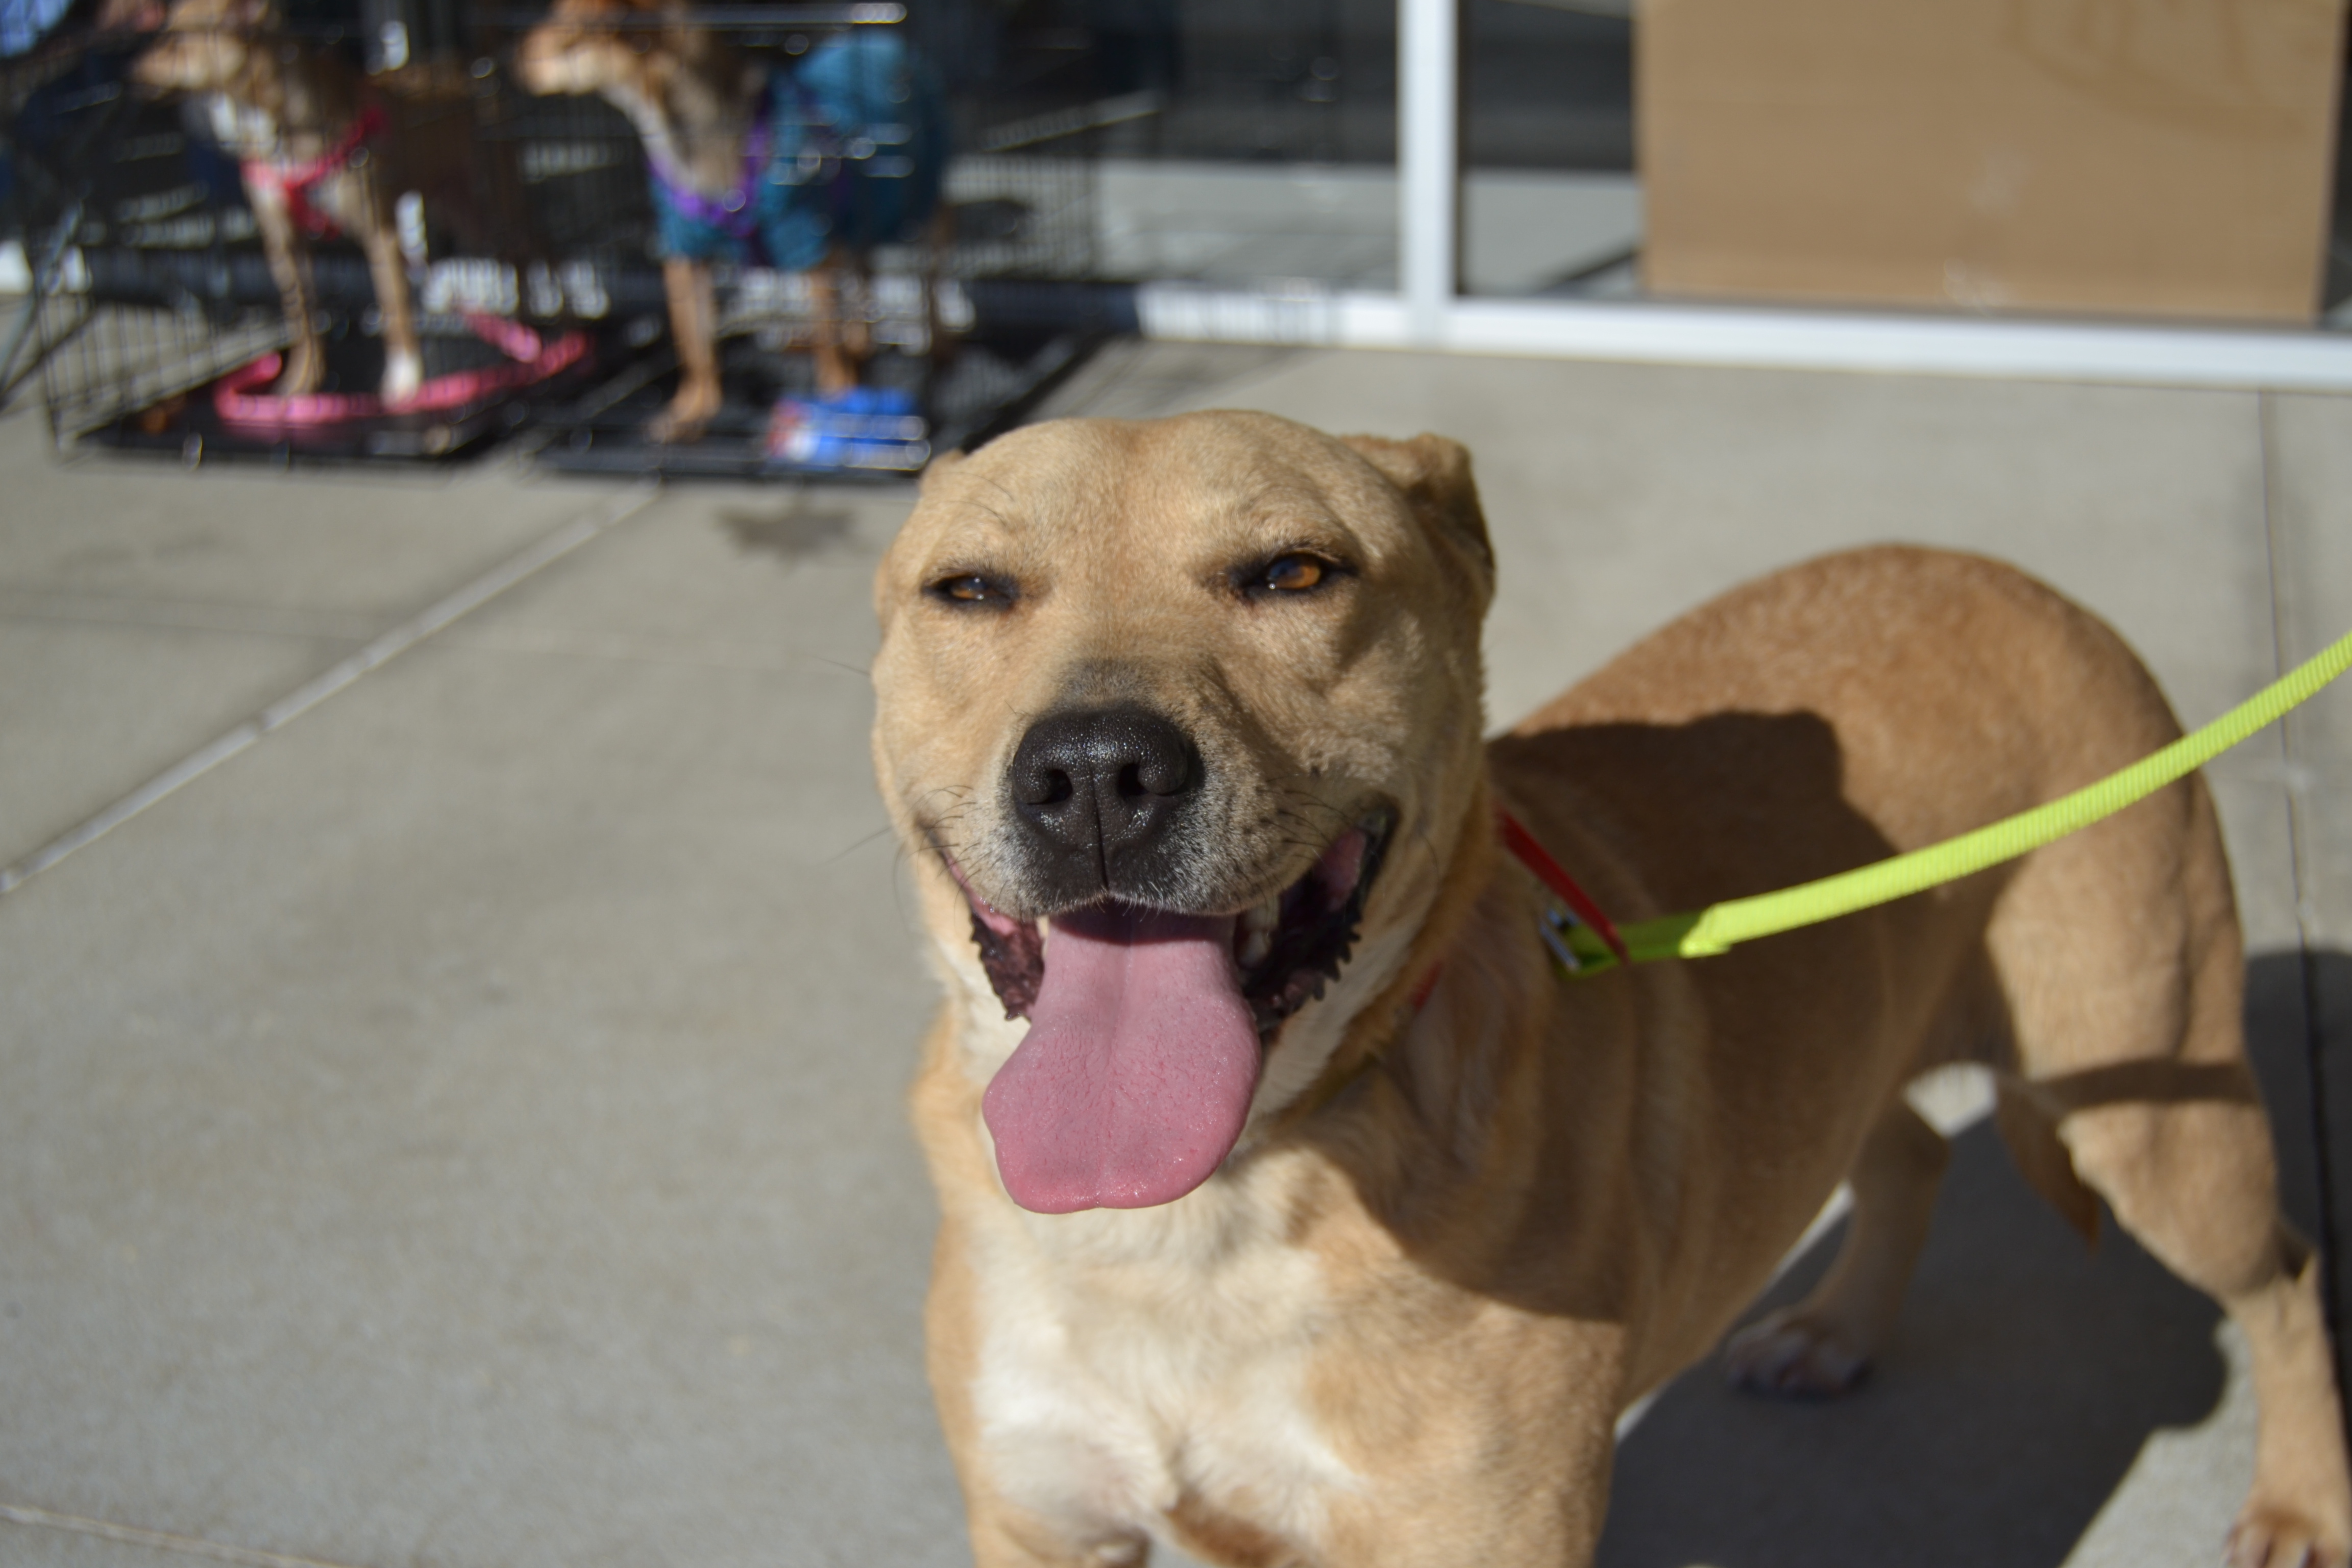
[1009,706,1202,891]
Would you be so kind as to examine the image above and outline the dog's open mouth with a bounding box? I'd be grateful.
[953,811,1393,1214]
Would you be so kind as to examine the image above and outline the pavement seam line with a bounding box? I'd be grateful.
[0,589,382,642]
[2257,389,2348,1389]
[0,481,660,897]
[0,1502,370,1568]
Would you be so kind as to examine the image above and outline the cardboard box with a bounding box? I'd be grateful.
[1638,0,2348,322]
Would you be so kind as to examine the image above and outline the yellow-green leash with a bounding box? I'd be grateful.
[1553,627,2352,977]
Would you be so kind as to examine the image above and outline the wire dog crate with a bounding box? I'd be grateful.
[505,5,1111,479]
[9,0,1112,474]
[13,14,599,464]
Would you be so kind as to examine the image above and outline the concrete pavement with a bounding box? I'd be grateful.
[2,337,2346,1567]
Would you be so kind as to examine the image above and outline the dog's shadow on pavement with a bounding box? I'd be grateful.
[1596,949,2334,1568]
[718,502,861,567]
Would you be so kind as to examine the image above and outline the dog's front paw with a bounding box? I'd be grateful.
[1723,1309,1871,1398]
[2230,1501,2351,1568]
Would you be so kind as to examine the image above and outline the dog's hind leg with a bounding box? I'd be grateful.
[1993,776,2350,1568]
[1724,1095,1951,1396]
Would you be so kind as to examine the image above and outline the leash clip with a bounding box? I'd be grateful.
[1496,805,1631,970]
[1537,905,1584,974]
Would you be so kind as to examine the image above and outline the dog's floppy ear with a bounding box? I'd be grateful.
[1342,433,1495,608]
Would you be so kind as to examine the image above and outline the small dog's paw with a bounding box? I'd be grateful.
[2228,1503,2350,1568]
[646,384,718,446]
[381,349,423,406]
[276,348,325,398]
[1723,1309,1871,1399]
[644,407,709,446]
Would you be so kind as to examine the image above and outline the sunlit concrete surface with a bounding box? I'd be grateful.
[1,334,2345,1568]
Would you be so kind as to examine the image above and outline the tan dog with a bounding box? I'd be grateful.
[870,411,2352,1568]
[130,0,427,402]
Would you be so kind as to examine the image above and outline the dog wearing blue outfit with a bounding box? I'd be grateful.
[518,0,944,443]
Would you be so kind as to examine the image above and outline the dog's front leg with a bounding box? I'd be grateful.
[351,174,421,404]
[1723,1096,1951,1394]
[915,1011,1153,1568]
[926,1214,1151,1568]
[651,255,722,443]
[244,179,325,397]
[1310,1313,1626,1568]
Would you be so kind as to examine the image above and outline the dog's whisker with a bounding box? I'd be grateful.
[818,821,900,866]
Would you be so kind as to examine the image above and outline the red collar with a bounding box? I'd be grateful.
[1406,804,1627,1013]
[1493,806,1630,966]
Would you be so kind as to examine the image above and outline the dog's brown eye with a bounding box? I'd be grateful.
[928,573,1011,607]
[1266,556,1322,591]
[1258,554,1331,594]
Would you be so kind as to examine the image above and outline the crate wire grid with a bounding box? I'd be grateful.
[16,6,1108,457]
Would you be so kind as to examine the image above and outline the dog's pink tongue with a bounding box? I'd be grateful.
[982,904,1259,1214]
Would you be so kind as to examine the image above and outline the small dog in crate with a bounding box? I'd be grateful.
[514,0,946,445]
[127,0,468,403]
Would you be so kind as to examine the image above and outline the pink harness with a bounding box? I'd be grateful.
[213,314,591,429]
[239,104,388,239]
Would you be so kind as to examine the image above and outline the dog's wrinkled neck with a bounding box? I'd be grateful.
[1261,776,1503,1139]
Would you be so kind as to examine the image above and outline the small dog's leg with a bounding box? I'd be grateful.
[925,204,958,370]
[355,177,421,404]
[810,256,860,399]
[650,255,722,443]
[246,183,325,397]
[1725,1097,1949,1396]
[843,253,873,380]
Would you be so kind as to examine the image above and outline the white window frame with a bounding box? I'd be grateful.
[1133,0,2352,393]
